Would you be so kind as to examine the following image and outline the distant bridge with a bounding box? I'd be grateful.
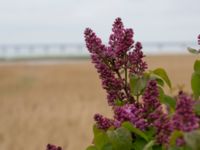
[0,43,84,50]
[0,42,197,60]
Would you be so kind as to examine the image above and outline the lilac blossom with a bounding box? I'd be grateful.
[113,104,148,130]
[84,18,147,105]
[109,18,134,58]
[128,42,147,75]
[154,114,173,145]
[84,18,200,149]
[171,92,199,146]
[46,144,62,150]
[142,80,162,123]
[172,92,199,132]
[84,28,125,105]
[94,114,114,130]
[142,80,174,145]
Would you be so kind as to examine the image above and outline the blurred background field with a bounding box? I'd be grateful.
[0,54,199,150]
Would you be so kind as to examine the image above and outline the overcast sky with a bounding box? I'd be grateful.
[0,0,199,44]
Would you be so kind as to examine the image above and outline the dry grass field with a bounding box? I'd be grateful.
[0,54,199,150]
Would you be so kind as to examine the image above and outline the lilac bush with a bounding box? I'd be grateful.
[46,22,200,150]
[84,18,200,150]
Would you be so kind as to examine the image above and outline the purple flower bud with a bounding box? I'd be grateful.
[172,92,199,146]
[154,114,173,145]
[172,92,199,132]
[128,42,147,75]
[198,34,200,45]
[142,80,174,145]
[46,144,62,150]
[143,80,161,122]
[94,114,114,130]
[109,18,134,58]
[114,104,147,130]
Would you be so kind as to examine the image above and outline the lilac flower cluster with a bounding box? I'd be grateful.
[142,80,173,145]
[128,42,147,75]
[84,18,147,105]
[142,80,161,122]
[169,92,200,146]
[154,114,173,145]
[114,104,148,130]
[92,76,200,146]
[46,144,62,150]
[84,18,200,148]
[94,114,114,130]
[84,28,126,105]
[94,104,147,130]
[109,18,134,58]
[172,92,199,132]
[94,80,161,131]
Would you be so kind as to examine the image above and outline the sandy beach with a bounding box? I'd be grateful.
[0,54,198,150]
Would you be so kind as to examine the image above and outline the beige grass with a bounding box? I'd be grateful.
[0,54,198,150]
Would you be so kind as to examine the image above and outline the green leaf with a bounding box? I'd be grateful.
[130,75,148,97]
[188,47,200,55]
[153,68,171,88]
[93,125,111,150]
[169,130,183,146]
[194,60,200,74]
[160,95,176,111]
[158,86,176,112]
[94,132,110,150]
[86,145,98,150]
[114,99,124,106]
[158,86,165,99]
[168,146,180,150]
[191,72,200,98]
[130,74,138,95]
[122,122,149,141]
[107,127,132,150]
[144,127,156,140]
[143,140,155,150]
[152,145,163,150]
[184,130,200,150]
[102,143,113,150]
[149,74,165,87]
[155,78,165,87]
[194,102,200,115]
[93,124,104,136]
[132,138,147,150]
[168,146,192,150]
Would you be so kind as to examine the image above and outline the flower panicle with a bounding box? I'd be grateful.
[143,80,161,119]
[94,114,114,130]
[128,42,147,75]
[46,144,62,150]
[154,114,173,145]
[172,92,199,132]
[114,104,148,130]
[84,17,147,105]
[170,92,200,146]
[109,17,134,57]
